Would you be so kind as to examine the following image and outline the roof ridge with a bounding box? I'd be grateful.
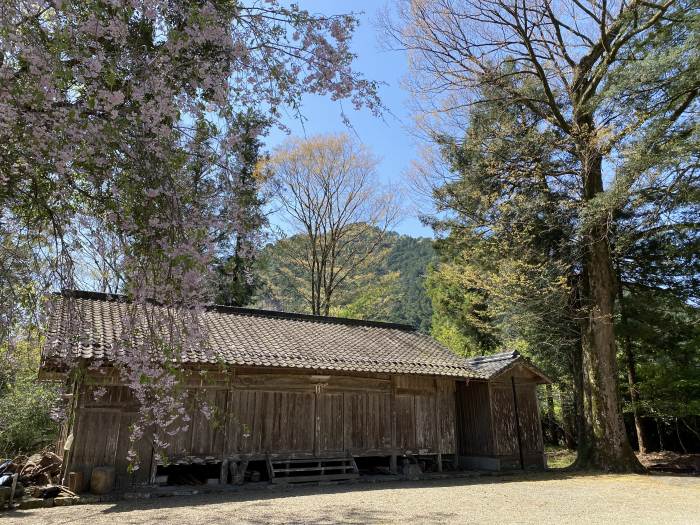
[58,289,417,332]
[467,350,520,364]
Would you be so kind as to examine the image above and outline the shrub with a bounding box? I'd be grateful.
[0,339,60,457]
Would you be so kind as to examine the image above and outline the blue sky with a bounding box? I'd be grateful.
[265,0,433,238]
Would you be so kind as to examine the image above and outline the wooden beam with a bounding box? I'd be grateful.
[511,377,525,470]
[434,378,442,472]
[220,459,229,484]
[390,377,397,453]
[314,384,322,456]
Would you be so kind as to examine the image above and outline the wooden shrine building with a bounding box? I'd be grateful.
[40,291,550,489]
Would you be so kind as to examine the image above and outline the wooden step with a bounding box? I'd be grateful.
[267,454,359,484]
[272,465,355,473]
[270,457,352,464]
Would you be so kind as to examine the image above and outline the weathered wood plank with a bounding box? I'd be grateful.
[455,380,493,456]
[67,372,470,486]
[114,412,153,487]
[270,472,358,484]
[69,409,122,489]
[415,394,436,450]
[438,379,456,453]
[395,394,416,451]
[491,385,519,456]
[318,393,344,453]
[394,375,436,393]
[190,389,227,456]
[516,384,543,454]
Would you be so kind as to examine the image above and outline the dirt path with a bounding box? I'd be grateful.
[4,473,699,524]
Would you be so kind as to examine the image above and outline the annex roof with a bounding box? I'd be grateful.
[467,350,551,383]
[42,290,548,382]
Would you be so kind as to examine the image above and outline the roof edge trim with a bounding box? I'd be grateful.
[487,355,553,384]
[57,289,417,332]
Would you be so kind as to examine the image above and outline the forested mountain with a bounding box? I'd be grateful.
[251,231,435,332]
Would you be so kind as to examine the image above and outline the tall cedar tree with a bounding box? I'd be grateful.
[425,82,583,448]
[387,0,699,471]
[214,112,269,306]
[613,138,700,452]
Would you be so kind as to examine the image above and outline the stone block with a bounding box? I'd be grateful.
[18,497,54,510]
[402,463,422,480]
[54,496,80,506]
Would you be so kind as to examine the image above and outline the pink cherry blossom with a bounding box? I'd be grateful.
[1,0,381,467]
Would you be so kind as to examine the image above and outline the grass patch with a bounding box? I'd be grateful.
[545,445,576,469]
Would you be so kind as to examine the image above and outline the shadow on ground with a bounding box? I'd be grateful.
[6,469,695,524]
[0,471,611,519]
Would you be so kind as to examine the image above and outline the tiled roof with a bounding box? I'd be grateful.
[468,350,551,383]
[42,291,536,380]
[467,350,521,377]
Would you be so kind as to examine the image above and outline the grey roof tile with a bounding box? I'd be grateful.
[43,291,534,380]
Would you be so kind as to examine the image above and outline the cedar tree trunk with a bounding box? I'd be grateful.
[575,146,645,472]
[546,384,558,445]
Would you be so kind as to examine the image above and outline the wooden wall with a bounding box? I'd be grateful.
[491,384,520,456]
[454,366,545,470]
[514,383,544,464]
[68,369,457,487]
[488,366,545,469]
[455,381,492,456]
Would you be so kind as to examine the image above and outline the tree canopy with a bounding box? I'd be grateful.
[385,0,699,471]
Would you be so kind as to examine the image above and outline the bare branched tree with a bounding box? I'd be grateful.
[383,0,698,471]
[265,134,401,315]
[73,214,125,294]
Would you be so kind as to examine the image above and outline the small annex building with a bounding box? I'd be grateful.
[40,290,550,490]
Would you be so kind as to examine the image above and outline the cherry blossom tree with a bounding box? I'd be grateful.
[1,0,380,467]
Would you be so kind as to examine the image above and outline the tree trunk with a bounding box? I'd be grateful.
[574,147,645,472]
[560,345,580,450]
[562,402,578,449]
[571,344,588,454]
[616,280,648,454]
[676,418,687,454]
[545,384,558,445]
[623,337,647,454]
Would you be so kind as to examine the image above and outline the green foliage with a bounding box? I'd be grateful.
[0,339,60,457]
[619,290,700,423]
[213,111,270,307]
[424,84,579,382]
[392,0,699,464]
[424,66,699,452]
[425,255,498,356]
[337,235,435,331]
[545,445,577,469]
[331,272,402,321]
[255,231,436,331]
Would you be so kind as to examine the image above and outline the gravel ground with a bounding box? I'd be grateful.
[4,473,699,525]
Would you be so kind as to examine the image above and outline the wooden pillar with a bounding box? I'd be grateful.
[314,384,323,457]
[390,376,398,474]
[223,370,233,456]
[511,377,525,470]
[148,449,158,484]
[531,382,546,466]
[62,369,86,484]
[434,378,442,472]
[487,383,496,457]
[220,458,229,484]
[390,454,398,475]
